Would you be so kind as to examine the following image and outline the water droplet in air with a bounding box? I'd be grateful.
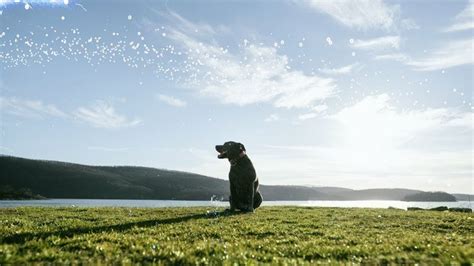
[326,37,333,45]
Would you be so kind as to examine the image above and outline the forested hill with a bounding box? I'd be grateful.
[0,155,467,201]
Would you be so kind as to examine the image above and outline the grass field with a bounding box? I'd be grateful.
[0,206,472,264]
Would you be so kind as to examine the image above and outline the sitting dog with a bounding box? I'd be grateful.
[215,141,262,212]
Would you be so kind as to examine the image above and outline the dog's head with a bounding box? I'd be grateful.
[215,141,246,160]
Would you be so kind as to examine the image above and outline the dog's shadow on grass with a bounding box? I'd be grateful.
[2,210,243,244]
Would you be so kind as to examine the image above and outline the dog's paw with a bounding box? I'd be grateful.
[242,208,255,213]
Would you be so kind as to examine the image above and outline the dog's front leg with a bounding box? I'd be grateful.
[243,181,255,212]
[229,181,237,212]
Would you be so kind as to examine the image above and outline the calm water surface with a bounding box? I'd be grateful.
[0,199,472,209]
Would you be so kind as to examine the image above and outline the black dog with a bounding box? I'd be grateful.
[216,141,262,212]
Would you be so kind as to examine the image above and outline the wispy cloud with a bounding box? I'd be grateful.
[442,0,473,32]
[298,112,318,121]
[264,114,280,122]
[87,146,129,152]
[159,10,224,37]
[156,94,187,107]
[373,38,473,71]
[319,63,359,75]
[297,104,328,121]
[350,36,400,51]
[0,145,13,153]
[302,0,399,30]
[374,53,409,62]
[166,14,336,109]
[0,97,68,119]
[312,104,328,113]
[406,38,473,71]
[74,101,141,129]
[0,97,142,130]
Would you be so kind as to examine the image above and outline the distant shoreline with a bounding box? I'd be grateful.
[1,199,472,211]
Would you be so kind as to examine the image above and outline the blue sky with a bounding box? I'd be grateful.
[0,0,472,193]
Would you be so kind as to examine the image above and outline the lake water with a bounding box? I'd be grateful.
[0,199,472,210]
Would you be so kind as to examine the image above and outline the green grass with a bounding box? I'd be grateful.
[0,207,472,264]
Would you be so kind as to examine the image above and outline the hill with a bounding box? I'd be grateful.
[0,155,468,201]
[402,192,457,202]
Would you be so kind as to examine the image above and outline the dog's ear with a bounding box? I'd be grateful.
[239,143,246,152]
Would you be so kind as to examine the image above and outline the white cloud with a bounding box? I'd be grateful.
[264,114,280,122]
[74,101,141,129]
[406,38,473,71]
[0,97,68,119]
[330,94,472,149]
[0,0,69,7]
[319,63,359,75]
[166,14,336,109]
[156,94,187,107]
[246,95,472,192]
[302,0,399,30]
[350,36,400,51]
[442,0,474,32]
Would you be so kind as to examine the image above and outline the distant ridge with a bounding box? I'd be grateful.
[0,155,470,201]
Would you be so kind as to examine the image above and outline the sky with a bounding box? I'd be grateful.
[0,0,472,193]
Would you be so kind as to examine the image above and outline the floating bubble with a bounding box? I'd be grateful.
[128,15,132,20]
